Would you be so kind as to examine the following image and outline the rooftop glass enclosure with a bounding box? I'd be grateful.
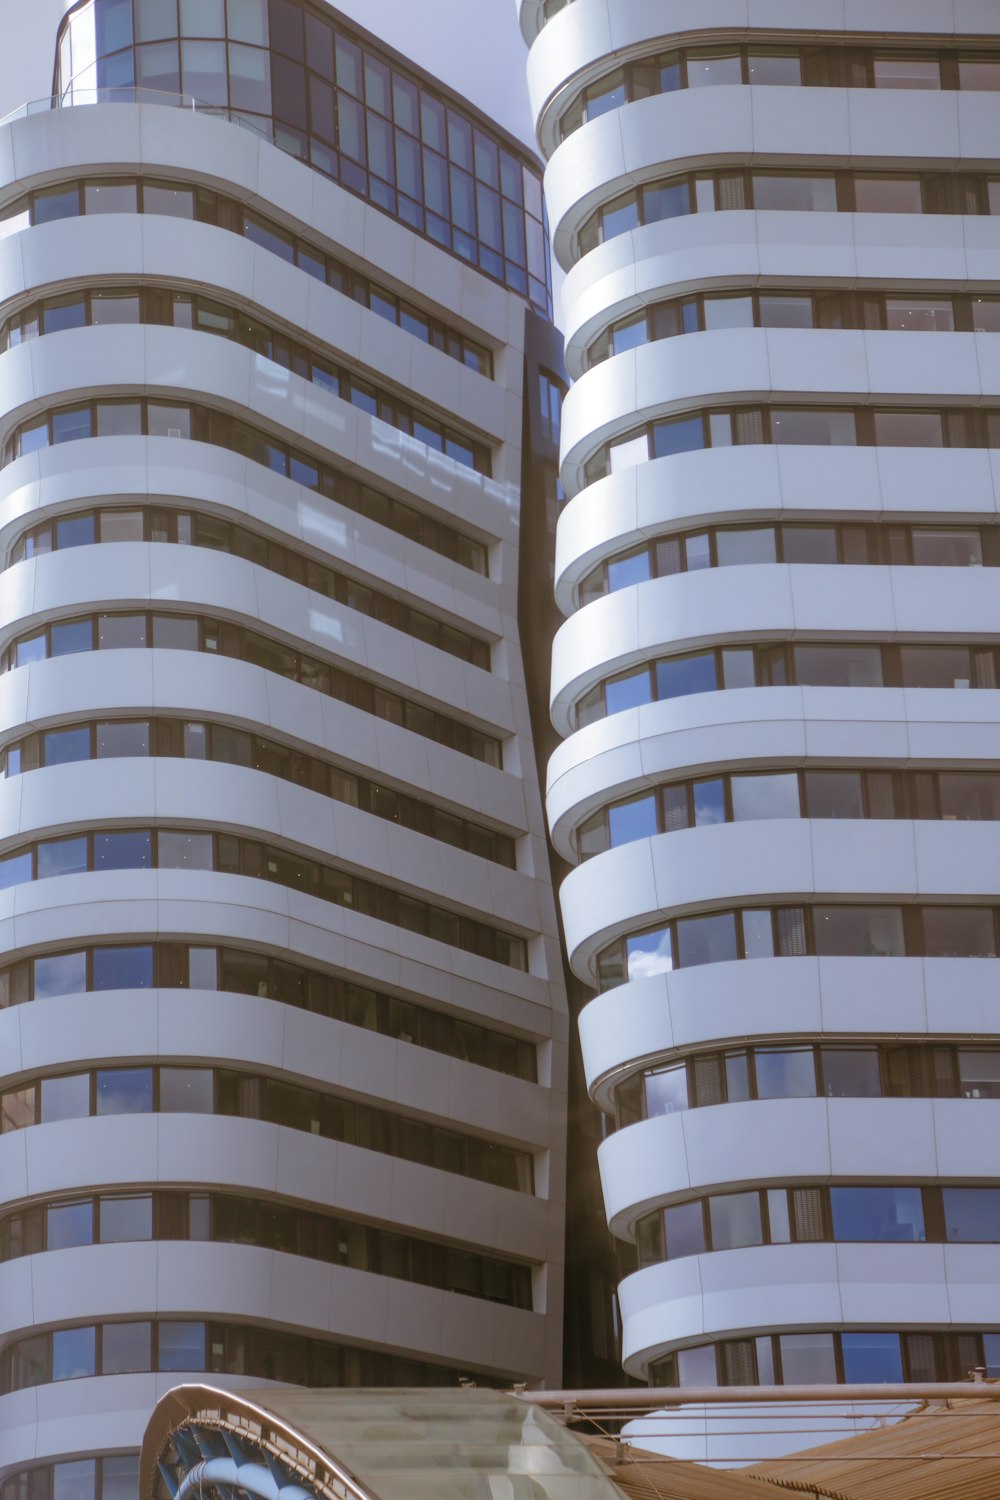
[53,0,553,315]
[144,1386,624,1500]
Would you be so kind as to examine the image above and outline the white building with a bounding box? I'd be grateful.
[524,0,1000,1405]
[0,1,569,1492]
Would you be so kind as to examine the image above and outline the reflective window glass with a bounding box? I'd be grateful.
[943,1187,1000,1242]
[793,645,883,688]
[759,295,813,328]
[742,909,775,959]
[102,1455,139,1500]
[94,831,152,869]
[771,409,856,445]
[685,533,711,570]
[960,60,1000,91]
[33,186,81,224]
[96,1067,153,1115]
[51,619,93,657]
[972,299,1000,332]
[939,773,1000,821]
[625,927,673,982]
[831,1186,925,1242]
[100,1194,153,1242]
[143,183,194,218]
[604,668,652,716]
[710,1191,763,1250]
[677,1344,718,1387]
[899,645,972,688]
[52,1325,96,1380]
[651,415,704,459]
[40,1074,90,1123]
[158,831,213,870]
[754,1048,815,1099]
[959,1051,1000,1100]
[91,293,141,326]
[101,1320,151,1374]
[96,721,150,758]
[805,771,865,819]
[693,779,725,827]
[753,176,837,211]
[47,1200,94,1251]
[84,182,138,214]
[160,1068,214,1112]
[645,1064,688,1118]
[44,296,87,334]
[821,1049,882,1098]
[656,652,717,701]
[607,795,658,847]
[874,58,941,89]
[34,951,87,999]
[747,54,802,86]
[52,1459,96,1500]
[703,296,754,331]
[37,836,88,878]
[610,316,648,357]
[158,1320,205,1370]
[854,177,923,213]
[607,434,649,473]
[715,528,776,566]
[885,299,955,332]
[93,945,154,989]
[98,614,147,650]
[841,1331,904,1383]
[676,911,737,968]
[778,1332,837,1384]
[687,53,741,87]
[731,773,799,821]
[43,727,91,766]
[874,411,943,447]
[664,1201,706,1259]
[606,547,651,591]
[813,906,905,957]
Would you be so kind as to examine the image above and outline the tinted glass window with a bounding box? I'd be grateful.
[754,1048,815,1099]
[38,836,88,878]
[604,668,652,716]
[814,906,905,957]
[731,773,799,821]
[47,1200,93,1250]
[854,177,923,213]
[753,176,837,211]
[710,1191,763,1250]
[40,1073,90,1123]
[52,1325,96,1380]
[939,774,1000,821]
[93,946,154,989]
[805,771,865,819]
[102,1320,151,1374]
[900,646,972,688]
[100,1194,153,1242]
[645,1064,688,1118]
[625,928,673,982]
[794,646,883,688]
[34,951,87,999]
[715,528,776,566]
[841,1331,903,1383]
[771,409,856,445]
[911,529,982,566]
[96,1067,153,1114]
[782,527,839,563]
[94,831,152,869]
[608,795,658,847]
[664,1200,706,1259]
[922,907,997,958]
[656,652,717,701]
[943,1187,1000,1242]
[830,1185,925,1242]
[821,1049,882,1098]
[43,727,90,766]
[676,911,737,968]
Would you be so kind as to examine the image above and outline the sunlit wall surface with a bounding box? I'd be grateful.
[523,0,1000,1448]
[0,1,569,1492]
[54,0,553,315]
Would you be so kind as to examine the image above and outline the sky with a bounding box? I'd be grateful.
[0,1,537,148]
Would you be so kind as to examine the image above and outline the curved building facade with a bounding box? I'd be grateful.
[0,1,569,1495]
[525,0,1000,1396]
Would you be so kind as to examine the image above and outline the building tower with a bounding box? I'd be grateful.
[523,0,1000,1410]
[0,1,569,1492]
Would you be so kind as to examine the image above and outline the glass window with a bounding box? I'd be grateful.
[96,1067,153,1114]
[814,906,905,957]
[753,175,837,212]
[656,652,717,701]
[101,1320,151,1374]
[37,836,88,878]
[754,1048,815,1099]
[693,779,725,827]
[607,433,649,473]
[767,1189,790,1243]
[606,547,652,591]
[972,299,1000,332]
[84,182,138,214]
[747,55,802,86]
[625,927,673,982]
[874,411,944,447]
[960,59,1000,90]
[34,951,87,999]
[97,401,142,438]
[922,907,997,958]
[900,645,972,688]
[959,1051,1000,1100]
[52,1325,96,1380]
[228,44,271,113]
[43,726,91,765]
[152,615,199,651]
[604,667,652,716]
[100,1194,153,1242]
[51,619,93,657]
[44,295,87,334]
[143,182,194,218]
[841,1331,904,1383]
[911,529,982,566]
[40,1074,90,1123]
[759,295,813,328]
[98,510,144,542]
[794,645,883,688]
[158,1320,205,1370]
[676,911,738,968]
[160,1068,214,1112]
[687,53,742,88]
[52,407,93,445]
[98,614,147,650]
[822,1049,882,1098]
[731,773,799,821]
[181,40,229,106]
[664,1201,706,1260]
[608,795,658,847]
[651,415,704,459]
[885,298,955,333]
[685,533,711,570]
[874,58,941,89]
[779,1332,837,1384]
[722,648,756,689]
[158,831,213,869]
[854,177,923,213]
[742,909,775,959]
[94,831,151,870]
[91,292,141,327]
[52,1459,96,1500]
[228,0,267,44]
[677,1344,718,1387]
[96,721,150,758]
[93,945,154,989]
[645,1064,688,1118]
[47,1200,94,1250]
[102,1456,139,1500]
[715,528,776,566]
[710,1191,763,1250]
[33,186,81,224]
[943,1187,1000,1242]
[703,296,754,331]
[831,1185,925,1242]
[939,773,1000,821]
[805,771,865,819]
[610,316,648,357]
[771,409,856,445]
